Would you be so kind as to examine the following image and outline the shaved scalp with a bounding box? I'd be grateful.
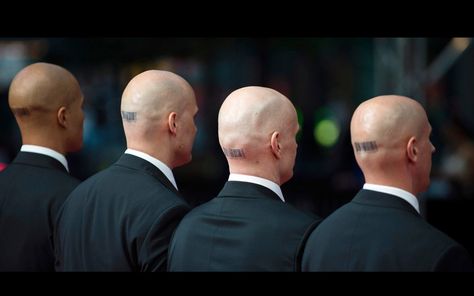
[218,86,297,160]
[351,95,427,151]
[7,62,84,154]
[121,70,194,125]
[350,95,429,173]
[9,62,81,119]
[120,70,197,166]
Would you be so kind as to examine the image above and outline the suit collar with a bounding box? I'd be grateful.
[228,174,284,202]
[217,181,283,202]
[12,151,69,174]
[124,149,177,190]
[354,189,420,216]
[363,183,419,214]
[114,154,179,194]
[20,144,69,172]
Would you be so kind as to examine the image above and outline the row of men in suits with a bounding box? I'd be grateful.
[0,62,473,271]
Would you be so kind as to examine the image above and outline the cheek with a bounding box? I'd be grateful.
[190,122,197,138]
[78,109,85,127]
[292,140,298,153]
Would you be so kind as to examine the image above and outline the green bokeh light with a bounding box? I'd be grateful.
[314,119,340,147]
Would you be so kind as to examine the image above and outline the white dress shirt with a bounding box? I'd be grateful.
[124,149,178,191]
[228,173,285,202]
[363,183,420,214]
[21,144,69,172]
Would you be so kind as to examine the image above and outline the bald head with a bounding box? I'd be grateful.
[9,62,81,117]
[120,70,198,169]
[218,86,298,184]
[8,62,84,154]
[121,70,195,127]
[219,86,296,151]
[351,95,434,194]
[351,95,427,154]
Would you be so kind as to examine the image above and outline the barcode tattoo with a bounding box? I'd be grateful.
[222,147,246,158]
[11,108,30,116]
[354,141,378,152]
[121,111,137,122]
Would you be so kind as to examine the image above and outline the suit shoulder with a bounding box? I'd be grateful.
[417,218,464,247]
[67,166,189,210]
[54,171,81,187]
[258,197,321,225]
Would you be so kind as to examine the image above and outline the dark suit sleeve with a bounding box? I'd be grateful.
[49,181,80,271]
[52,202,67,271]
[138,204,189,272]
[434,244,474,272]
[295,219,322,272]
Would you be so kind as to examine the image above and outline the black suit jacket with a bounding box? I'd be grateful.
[0,152,80,271]
[54,154,190,271]
[168,181,321,271]
[301,189,474,271]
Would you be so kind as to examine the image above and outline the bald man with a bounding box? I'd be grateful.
[54,70,196,271]
[302,95,473,271]
[168,86,321,271]
[0,62,84,271]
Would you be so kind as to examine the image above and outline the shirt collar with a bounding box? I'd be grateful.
[21,145,69,172]
[363,183,420,214]
[125,149,178,190]
[228,173,285,202]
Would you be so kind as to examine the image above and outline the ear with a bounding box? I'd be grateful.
[406,136,418,163]
[168,112,177,135]
[57,106,67,128]
[270,131,281,159]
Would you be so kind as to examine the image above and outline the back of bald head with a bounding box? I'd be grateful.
[218,86,296,159]
[8,62,81,124]
[350,95,428,166]
[120,70,194,136]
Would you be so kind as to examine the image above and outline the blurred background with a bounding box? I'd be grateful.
[1,37,473,257]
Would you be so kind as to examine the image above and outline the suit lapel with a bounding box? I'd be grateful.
[12,151,68,173]
[217,181,281,202]
[114,154,179,195]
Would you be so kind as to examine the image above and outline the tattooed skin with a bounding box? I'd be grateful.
[121,111,137,122]
[11,108,31,116]
[354,141,378,152]
[222,147,246,158]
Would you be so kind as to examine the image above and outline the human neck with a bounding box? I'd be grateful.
[229,162,280,185]
[22,132,66,155]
